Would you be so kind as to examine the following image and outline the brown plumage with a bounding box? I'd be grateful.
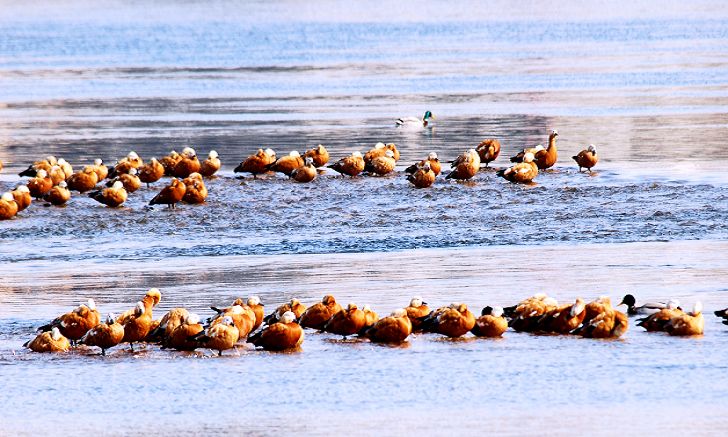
[407,162,436,188]
[24,327,70,353]
[248,311,304,351]
[445,149,480,180]
[497,152,539,184]
[209,304,254,341]
[508,294,559,332]
[579,307,629,339]
[121,301,154,350]
[299,295,342,330]
[149,178,186,208]
[44,181,71,206]
[173,147,201,178]
[0,192,19,220]
[360,305,379,333]
[366,150,396,176]
[304,144,329,167]
[192,316,239,356]
[365,309,412,344]
[108,168,141,193]
[11,186,32,212]
[67,167,99,193]
[110,152,143,177]
[329,152,365,177]
[199,150,221,177]
[48,165,67,186]
[27,170,54,199]
[117,288,162,326]
[324,303,368,338]
[89,181,127,208]
[90,159,109,181]
[637,301,683,332]
[471,307,508,337]
[405,152,441,176]
[430,303,476,338]
[264,298,307,325]
[476,139,501,167]
[405,297,430,332]
[38,299,100,343]
[182,173,208,204]
[234,148,276,178]
[665,302,704,336]
[147,307,189,343]
[512,130,558,169]
[582,296,613,326]
[160,151,182,176]
[363,142,388,163]
[246,296,265,331]
[291,157,318,183]
[269,151,304,176]
[79,313,125,355]
[537,298,587,334]
[164,313,204,351]
[138,158,165,186]
[18,156,56,177]
[573,145,599,173]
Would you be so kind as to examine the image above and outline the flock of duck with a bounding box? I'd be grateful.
[24,290,713,356]
[0,124,600,220]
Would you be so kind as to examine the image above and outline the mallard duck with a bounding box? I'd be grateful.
[396,111,435,128]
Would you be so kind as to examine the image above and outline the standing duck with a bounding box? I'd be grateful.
[329,152,365,178]
[108,167,141,193]
[190,316,239,356]
[120,302,153,351]
[149,178,186,209]
[396,110,435,128]
[475,139,501,167]
[164,313,204,351]
[511,130,559,169]
[445,149,480,181]
[67,167,99,193]
[573,144,598,173]
[173,147,201,178]
[405,152,441,176]
[78,313,125,355]
[199,150,221,177]
[138,158,165,187]
[269,151,305,176]
[234,148,276,178]
[365,309,412,344]
[304,144,329,167]
[248,311,304,351]
[299,295,342,330]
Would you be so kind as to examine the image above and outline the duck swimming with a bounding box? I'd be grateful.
[396,110,435,128]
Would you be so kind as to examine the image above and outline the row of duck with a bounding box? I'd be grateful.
[25,290,711,356]
[0,130,599,219]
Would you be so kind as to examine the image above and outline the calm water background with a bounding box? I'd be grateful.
[1,1,728,435]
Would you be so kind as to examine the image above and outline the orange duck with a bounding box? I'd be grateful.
[18,156,56,177]
[120,302,153,351]
[507,294,559,332]
[573,144,598,173]
[44,181,71,206]
[246,296,265,331]
[364,309,412,344]
[173,147,201,178]
[90,159,109,181]
[476,139,501,167]
[234,148,276,178]
[88,181,127,207]
[291,157,318,183]
[190,316,239,356]
[138,158,165,187]
[164,313,204,351]
[497,152,538,184]
[38,299,100,345]
[329,151,365,177]
[160,150,182,176]
[182,173,208,204]
[146,307,189,343]
[445,149,480,181]
[248,311,304,351]
[536,297,586,334]
[11,185,32,212]
[67,167,99,193]
[365,150,396,176]
[264,298,307,325]
[324,303,368,339]
[405,297,430,332]
[27,169,54,199]
[199,150,221,177]
[79,313,125,355]
[665,302,704,336]
[636,299,682,332]
[24,327,70,353]
[471,306,508,338]
[407,162,436,188]
[405,152,441,176]
[512,130,558,169]
[304,144,329,167]
[269,151,304,176]
[108,168,141,193]
[426,303,476,338]
[0,192,19,220]
[149,178,186,208]
[299,295,342,330]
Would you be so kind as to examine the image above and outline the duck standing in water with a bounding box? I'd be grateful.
[445,149,480,181]
[475,139,501,167]
[396,110,435,128]
[573,144,598,173]
[511,130,559,170]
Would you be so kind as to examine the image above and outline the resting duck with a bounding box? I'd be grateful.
[182,173,207,204]
[471,306,508,338]
[0,192,19,220]
[248,311,304,351]
[396,110,435,128]
[445,149,480,181]
[172,147,201,178]
[511,130,558,169]
[234,148,276,178]
[573,144,598,173]
[27,169,54,199]
[497,152,538,184]
[328,152,365,178]
[48,165,67,186]
[269,151,304,176]
[89,181,127,208]
[38,299,100,344]
[209,304,255,341]
[18,156,57,177]
[110,151,143,178]
[364,309,412,344]
[407,162,436,188]
[299,295,342,330]
[264,298,307,325]
[149,178,186,209]
[190,316,239,356]
[90,159,109,181]
[665,302,704,336]
[537,298,586,334]
[324,303,368,339]
[405,297,430,332]
[507,294,559,332]
[138,158,165,187]
[164,313,204,351]
[291,157,318,183]
[199,150,221,177]
[360,305,379,334]
[67,167,99,193]
[79,313,125,355]
[160,150,183,176]
[475,139,501,167]
[422,303,476,338]
[44,181,71,206]
[304,144,329,167]
[636,299,683,332]
[107,168,141,193]
[147,307,190,344]
[405,152,441,176]
[364,142,400,164]
[24,327,70,353]
[619,294,673,316]
[366,150,396,176]
[11,185,32,212]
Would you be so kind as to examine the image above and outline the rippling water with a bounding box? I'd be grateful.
[1,1,728,435]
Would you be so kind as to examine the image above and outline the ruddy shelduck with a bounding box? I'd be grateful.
[329,151,365,177]
[475,139,501,167]
[304,144,329,167]
[429,303,476,338]
[507,294,559,332]
[88,181,127,207]
[665,302,704,336]
[573,144,598,173]
[497,152,538,184]
[636,299,683,332]
[407,162,436,188]
[366,150,396,176]
[264,298,307,325]
[199,150,221,177]
[108,168,141,193]
[18,156,57,177]
[11,185,32,212]
[0,192,18,220]
[39,299,100,344]
[405,152,441,176]
[537,297,587,334]
[138,158,165,187]
[160,150,182,176]
[173,147,201,178]
[182,173,208,204]
[191,316,239,356]
[44,181,71,206]
[67,167,99,193]
[291,157,317,183]
[90,159,109,181]
[445,149,480,181]
[121,302,154,350]
[299,295,342,330]
[364,308,412,344]
[471,306,508,337]
[24,327,70,353]
[324,303,368,339]
[27,169,54,199]
[269,151,304,176]
[149,178,186,208]
[234,148,276,178]
[79,313,125,355]
[405,297,430,332]
[248,311,304,351]
[164,313,204,351]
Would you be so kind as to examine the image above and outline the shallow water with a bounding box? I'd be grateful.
[1,0,728,435]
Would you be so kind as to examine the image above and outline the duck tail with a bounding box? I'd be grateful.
[18,166,37,177]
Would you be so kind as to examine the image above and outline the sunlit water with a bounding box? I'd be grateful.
[1,1,728,435]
